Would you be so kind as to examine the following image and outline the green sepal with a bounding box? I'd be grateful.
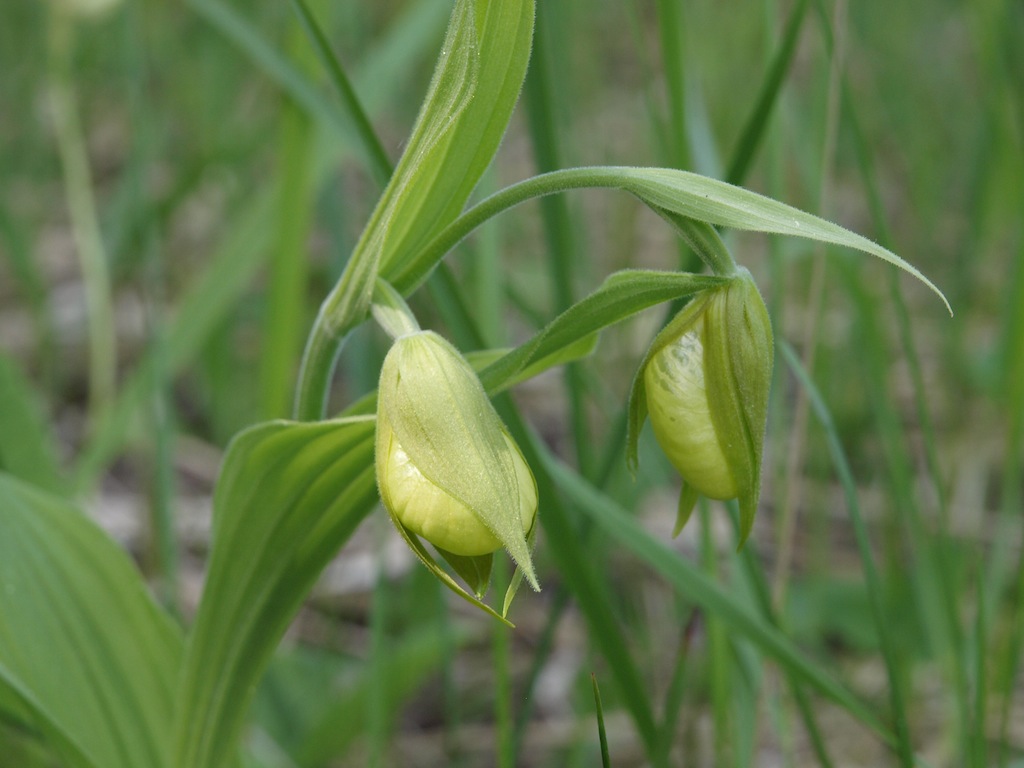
[673,483,699,538]
[435,548,493,600]
[383,502,512,627]
[701,269,773,546]
[502,511,539,618]
[626,289,715,472]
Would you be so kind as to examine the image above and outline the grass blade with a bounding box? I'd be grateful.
[0,354,66,495]
[726,0,810,185]
[591,673,612,768]
[779,341,915,767]
[535,445,892,745]
[287,0,391,186]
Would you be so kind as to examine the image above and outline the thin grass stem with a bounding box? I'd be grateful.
[780,341,916,767]
[524,4,594,476]
[494,556,514,768]
[771,0,846,610]
[48,8,117,428]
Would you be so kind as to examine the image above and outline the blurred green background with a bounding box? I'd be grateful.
[1,0,1022,765]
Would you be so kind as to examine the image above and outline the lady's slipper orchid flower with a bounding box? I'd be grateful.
[376,330,539,612]
[629,269,773,544]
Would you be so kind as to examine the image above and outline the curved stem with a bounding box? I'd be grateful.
[293,309,349,421]
[392,168,630,291]
[391,167,739,292]
[371,278,420,339]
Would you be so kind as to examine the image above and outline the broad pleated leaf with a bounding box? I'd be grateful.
[174,417,378,768]
[0,474,181,768]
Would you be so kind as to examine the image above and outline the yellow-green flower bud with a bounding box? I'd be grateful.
[375,330,539,595]
[630,269,773,544]
[378,425,537,557]
[644,313,738,501]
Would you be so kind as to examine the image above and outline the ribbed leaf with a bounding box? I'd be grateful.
[0,474,182,768]
[174,418,379,768]
[296,0,536,419]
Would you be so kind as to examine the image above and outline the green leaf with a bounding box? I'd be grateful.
[330,0,534,327]
[402,167,950,315]
[0,354,66,495]
[0,474,182,768]
[381,0,536,286]
[174,417,379,768]
[296,0,536,418]
[479,269,728,394]
[613,168,951,314]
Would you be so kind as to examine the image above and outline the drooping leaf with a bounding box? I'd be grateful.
[173,417,379,768]
[614,168,950,314]
[0,474,182,768]
[401,167,950,314]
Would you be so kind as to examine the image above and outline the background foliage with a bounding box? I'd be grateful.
[0,0,1022,765]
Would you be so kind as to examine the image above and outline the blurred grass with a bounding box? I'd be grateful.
[1,0,1022,765]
